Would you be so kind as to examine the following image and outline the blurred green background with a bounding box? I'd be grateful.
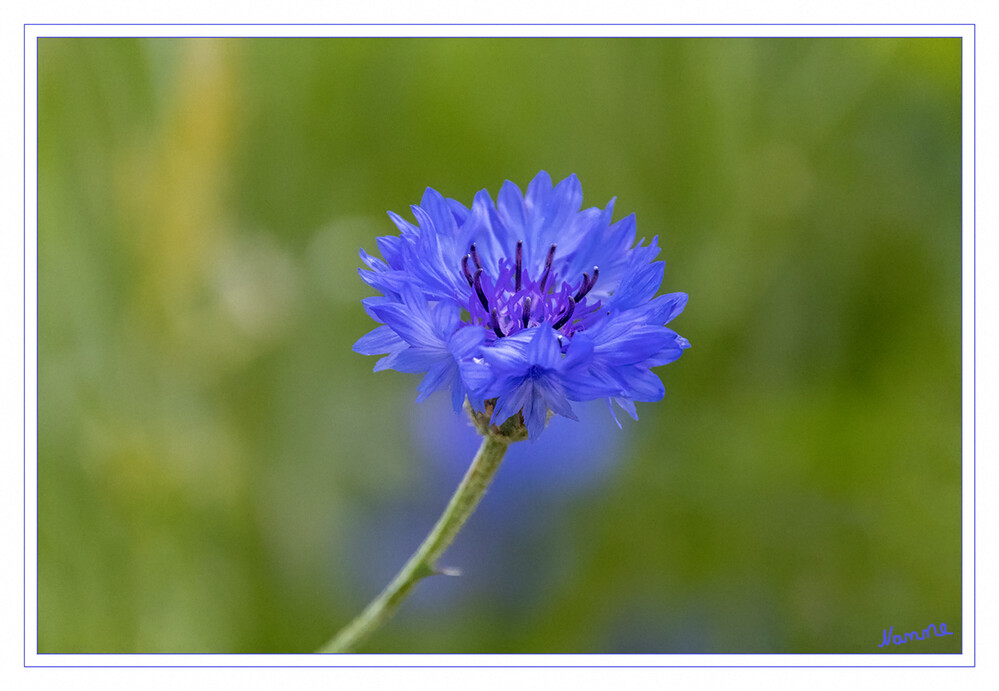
[37,37,962,654]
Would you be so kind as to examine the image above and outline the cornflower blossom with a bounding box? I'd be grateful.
[354,171,690,438]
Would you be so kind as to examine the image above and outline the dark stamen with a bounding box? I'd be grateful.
[473,269,489,310]
[573,273,590,302]
[515,241,523,291]
[490,309,505,338]
[573,265,600,302]
[521,296,532,328]
[469,243,483,270]
[539,244,557,293]
[461,255,474,287]
[553,299,576,330]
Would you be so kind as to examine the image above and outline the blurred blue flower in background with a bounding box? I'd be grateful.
[354,171,690,437]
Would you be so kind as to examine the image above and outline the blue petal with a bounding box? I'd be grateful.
[481,332,532,374]
[459,356,493,400]
[537,377,577,421]
[448,324,486,360]
[369,288,454,350]
[461,189,498,258]
[420,186,458,237]
[359,247,387,271]
[369,302,439,349]
[646,332,686,365]
[559,333,594,371]
[611,261,665,312]
[561,368,627,401]
[608,210,636,251]
[357,265,408,294]
[376,235,405,268]
[353,325,405,356]
[648,292,688,325]
[614,397,639,420]
[450,377,467,411]
[596,325,675,366]
[496,180,526,235]
[416,360,456,402]
[646,348,684,367]
[362,296,395,321]
[491,380,531,428]
[606,398,623,429]
[429,300,460,335]
[390,347,450,373]
[616,366,665,402]
[526,325,561,369]
[520,383,549,438]
[545,174,584,236]
[447,197,470,225]
[387,210,419,238]
[524,170,553,216]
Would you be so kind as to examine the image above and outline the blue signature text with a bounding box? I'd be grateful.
[879,622,955,648]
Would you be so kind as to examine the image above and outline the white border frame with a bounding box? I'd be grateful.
[22,22,976,669]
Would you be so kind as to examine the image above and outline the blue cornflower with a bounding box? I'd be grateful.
[354,171,690,438]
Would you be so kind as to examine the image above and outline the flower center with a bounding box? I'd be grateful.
[460,241,600,339]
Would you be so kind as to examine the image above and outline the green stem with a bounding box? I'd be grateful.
[317,408,525,653]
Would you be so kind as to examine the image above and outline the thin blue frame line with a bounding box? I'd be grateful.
[25,35,972,40]
[971,21,977,668]
[21,22,978,26]
[29,656,964,667]
[30,651,967,656]
[22,19,28,673]
[22,36,973,668]
[22,30,974,667]
[24,663,976,669]
[23,26,975,669]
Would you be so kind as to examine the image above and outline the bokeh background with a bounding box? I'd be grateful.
[37,37,962,654]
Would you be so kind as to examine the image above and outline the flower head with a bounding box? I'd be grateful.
[354,171,690,438]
